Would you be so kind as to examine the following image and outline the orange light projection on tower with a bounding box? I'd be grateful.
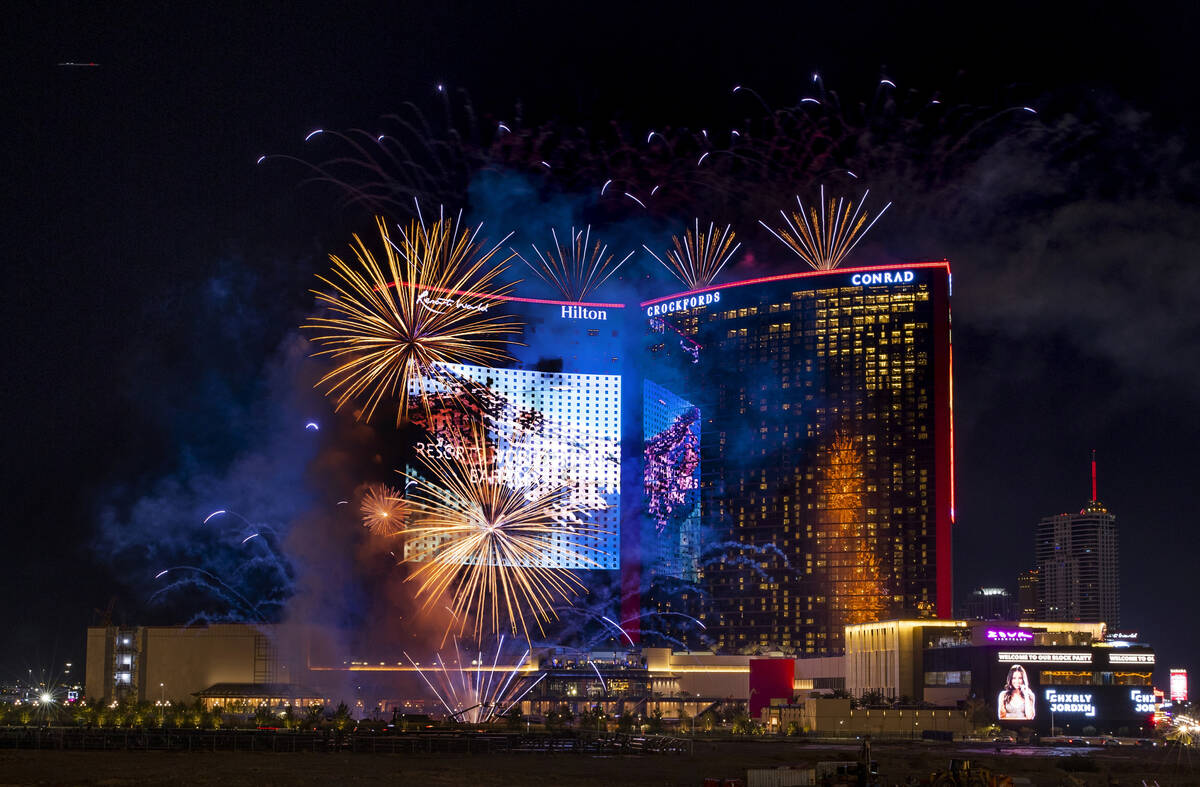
[817,432,889,629]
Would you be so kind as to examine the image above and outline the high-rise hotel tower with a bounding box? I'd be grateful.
[641,262,955,654]
[1035,454,1119,629]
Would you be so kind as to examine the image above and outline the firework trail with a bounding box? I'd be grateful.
[512,225,633,302]
[548,580,720,652]
[403,635,542,723]
[150,566,269,623]
[302,212,523,427]
[360,483,407,535]
[701,540,791,567]
[146,507,295,624]
[259,117,475,216]
[642,219,741,289]
[264,79,1039,238]
[400,422,610,644]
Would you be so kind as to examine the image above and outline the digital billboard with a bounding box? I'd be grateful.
[997,663,1037,721]
[993,650,1160,730]
[1171,669,1188,702]
[404,363,621,569]
[642,380,702,580]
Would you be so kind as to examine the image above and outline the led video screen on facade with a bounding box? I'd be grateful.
[404,363,621,570]
[1171,669,1189,702]
[996,663,1037,721]
[643,379,701,581]
[993,651,1159,730]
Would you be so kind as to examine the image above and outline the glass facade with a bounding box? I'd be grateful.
[642,263,953,654]
[1036,502,1120,628]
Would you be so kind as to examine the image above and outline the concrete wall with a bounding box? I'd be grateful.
[923,686,969,706]
[137,625,265,702]
[645,649,751,700]
[84,628,112,701]
[85,624,283,704]
[763,698,969,736]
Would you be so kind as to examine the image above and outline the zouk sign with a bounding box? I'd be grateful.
[851,270,915,286]
[986,629,1034,643]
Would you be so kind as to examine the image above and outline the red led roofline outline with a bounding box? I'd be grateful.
[382,280,625,309]
[639,260,951,308]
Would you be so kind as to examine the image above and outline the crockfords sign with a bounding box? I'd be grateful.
[851,270,915,286]
[645,291,721,317]
[562,305,608,321]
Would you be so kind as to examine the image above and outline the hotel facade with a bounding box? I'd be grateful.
[640,262,955,654]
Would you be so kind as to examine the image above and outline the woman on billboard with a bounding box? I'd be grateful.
[998,664,1036,720]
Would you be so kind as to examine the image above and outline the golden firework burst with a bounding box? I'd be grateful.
[513,225,633,302]
[642,219,740,289]
[760,186,891,270]
[302,212,523,426]
[361,484,406,535]
[400,424,609,644]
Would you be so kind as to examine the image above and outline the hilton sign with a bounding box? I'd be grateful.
[561,305,609,321]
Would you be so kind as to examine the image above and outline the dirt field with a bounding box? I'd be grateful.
[0,739,1195,786]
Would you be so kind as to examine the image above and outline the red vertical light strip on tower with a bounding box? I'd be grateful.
[932,266,954,618]
[1091,449,1097,501]
[949,340,956,524]
[620,523,642,645]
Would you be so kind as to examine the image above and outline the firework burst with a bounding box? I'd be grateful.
[759,185,891,270]
[400,423,609,644]
[404,635,544,724]
[642,219,741,289]
[302,211,523,426]
[361,484,406,535]
[513,226,633,302]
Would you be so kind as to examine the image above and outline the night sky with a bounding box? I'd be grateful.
[6,2,1200,684]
